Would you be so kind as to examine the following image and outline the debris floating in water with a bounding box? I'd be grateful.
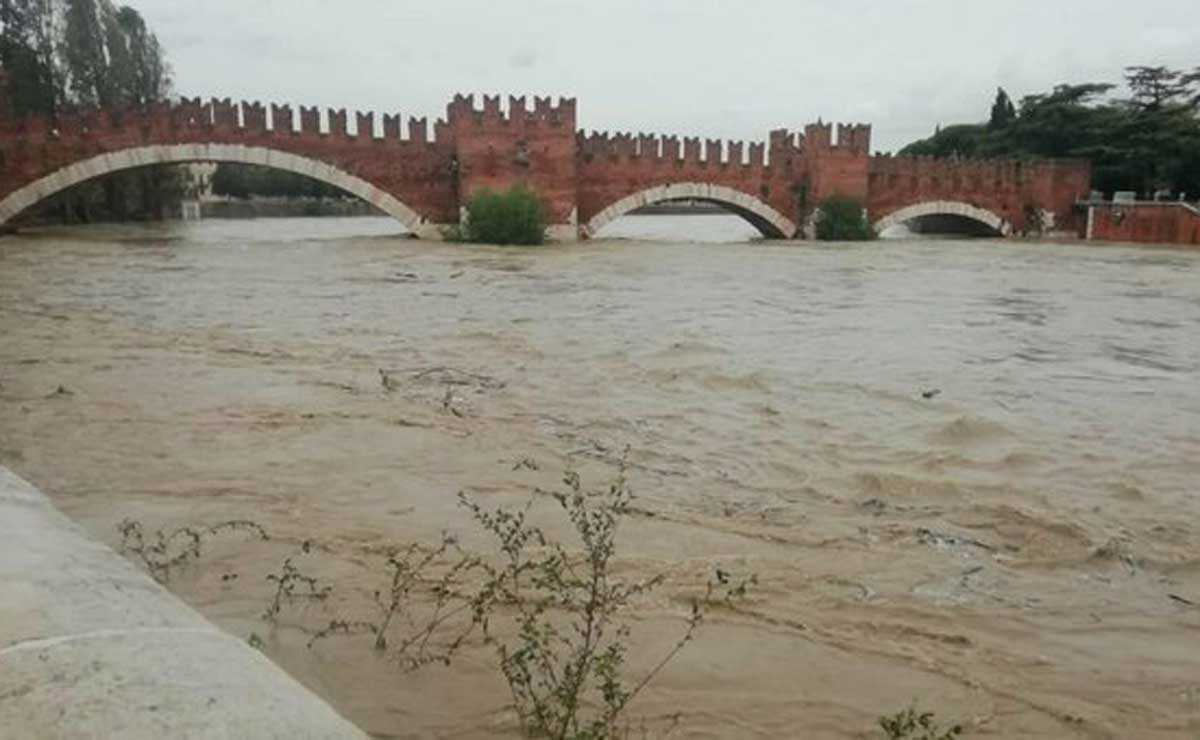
[379,369,399,393]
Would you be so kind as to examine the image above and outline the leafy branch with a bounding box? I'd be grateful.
[117,518,268,584]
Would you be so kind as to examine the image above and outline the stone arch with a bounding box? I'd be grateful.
[0,143,437,235]
[873,200,1011,236]
[582,182,797,239]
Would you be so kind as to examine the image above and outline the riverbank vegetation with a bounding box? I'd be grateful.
[901,66,1200,198]
[0,0,183,222]
[452,186,548,245]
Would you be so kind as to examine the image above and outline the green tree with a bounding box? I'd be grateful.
[460,186,548,245]
[111,4,167,106]
[1184,67,1200,110]
[210,163,250,200]
[0,0,61,117]
[210,163,349,200]
[1125,65,1189,112]
[900,123,988,157]
[100,4,132,102]
[2,0,180,222]
[900,71,1200,198]
[61,0,108,106]
[104,4,174,218]
[988,87,1016,129]
[815,195,873,241]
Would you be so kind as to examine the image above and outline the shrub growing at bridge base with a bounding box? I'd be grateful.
[815,195,874,241]
[457,186,548,245]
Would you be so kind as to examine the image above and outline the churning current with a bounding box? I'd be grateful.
[1,215,1198,738]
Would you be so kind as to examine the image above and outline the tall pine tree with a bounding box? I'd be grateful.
[988,87,1016,129]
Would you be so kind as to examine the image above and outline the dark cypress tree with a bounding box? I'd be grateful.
[988,87,1016,129]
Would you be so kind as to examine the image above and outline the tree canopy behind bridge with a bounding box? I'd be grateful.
[1,0,180,221]
[901,67,1200,199]
[1,0,170,117]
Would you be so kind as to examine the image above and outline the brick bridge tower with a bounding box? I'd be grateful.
[446,94,579,240]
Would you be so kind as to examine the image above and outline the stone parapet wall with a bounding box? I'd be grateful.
[0,465,369,740]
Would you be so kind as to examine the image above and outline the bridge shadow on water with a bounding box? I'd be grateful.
[879,213,1005,240]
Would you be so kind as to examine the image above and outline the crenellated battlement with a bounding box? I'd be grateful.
[446,93,577,129]
[838,123,871,153]
[802,121,871,154]
[869,153,1089,186]
[769,129,802,153]
[577,130,767,167]
[4,96,452,146]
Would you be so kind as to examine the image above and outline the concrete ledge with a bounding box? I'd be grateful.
[0,466,368,740]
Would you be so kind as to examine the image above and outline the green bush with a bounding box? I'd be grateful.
[815,195,874,241]
[879,705,963,739]
[460,186,548,245]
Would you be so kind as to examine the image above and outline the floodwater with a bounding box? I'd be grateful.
[1,214,1199,738]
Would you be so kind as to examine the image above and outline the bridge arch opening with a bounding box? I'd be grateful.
[583,183,797,241]
[0,144,436,236]
[874,201,1010,239]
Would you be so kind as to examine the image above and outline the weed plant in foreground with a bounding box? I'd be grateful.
[116,456,962,739]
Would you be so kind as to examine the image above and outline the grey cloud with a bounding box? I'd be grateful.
[134,0,1200,151]
[509,49,538,69]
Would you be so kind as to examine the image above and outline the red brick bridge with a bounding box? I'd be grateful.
[0,94,1092,239]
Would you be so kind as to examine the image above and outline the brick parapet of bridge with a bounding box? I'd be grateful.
[1087,201,1200,245]
[5,97,455,146]
[866,154,1092,233]
[0,97,460,225]
[0,93,1106,242]
[801,121,872,155]
[445,94,577,132]
[577,130,773,170]
[574,126,808,233]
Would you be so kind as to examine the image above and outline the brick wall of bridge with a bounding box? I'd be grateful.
[0,91,1100,241]
[800,122,872,206]
[867,155,1091,234]
[0,98,459,224]
[1089,203,1200,246]
[575,128,805,233]
[445,95,579,226]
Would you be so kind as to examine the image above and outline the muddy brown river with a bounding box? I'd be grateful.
[1,215,1198,738]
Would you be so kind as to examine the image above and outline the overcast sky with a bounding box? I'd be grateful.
[135,0,1200,152]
